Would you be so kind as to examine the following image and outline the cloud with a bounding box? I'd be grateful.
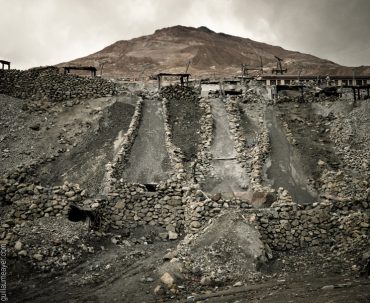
[0,0,369,69]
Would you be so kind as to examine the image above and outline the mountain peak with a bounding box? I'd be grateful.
[61,25,370,78]
[197,26,215,33]
[154,25,215,36]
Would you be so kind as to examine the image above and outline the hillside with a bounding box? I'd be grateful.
[58,25,370,78]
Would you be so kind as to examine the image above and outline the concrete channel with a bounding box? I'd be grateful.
[265,107,318,204]
[202,97,249,193]
[120,97,172,183]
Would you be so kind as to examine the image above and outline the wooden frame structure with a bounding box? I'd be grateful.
[157,73,190,90]
[351,84,370,100]
[0,60,10,70]
[63,66,97,77]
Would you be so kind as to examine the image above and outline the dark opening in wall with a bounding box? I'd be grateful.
[68,204,89,222]
[144,183,158,192]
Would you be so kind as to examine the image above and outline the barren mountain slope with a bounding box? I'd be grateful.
[59,25,370,78]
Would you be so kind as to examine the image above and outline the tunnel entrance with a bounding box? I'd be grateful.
[144,183,158,192]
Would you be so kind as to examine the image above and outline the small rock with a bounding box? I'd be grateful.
[233,281,243,287]
[200,276,211,285]
[318,160,326,166]
[160,272,175,288]
[33,253,43,261]
[18,250,27,256]
[159,232,168,240]
[64,191,75,198]
[153,284,165,295]
[168,231,178,240]
[14,240,23,251]
[190,221,201,228]
[321,285,334,290]
[91,202,100,209]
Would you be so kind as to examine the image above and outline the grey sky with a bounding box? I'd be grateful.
[1,0,370,69]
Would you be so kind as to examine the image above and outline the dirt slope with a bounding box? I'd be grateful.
[58,25,370,78]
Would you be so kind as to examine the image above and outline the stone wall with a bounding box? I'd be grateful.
[226,97,271,192]
[191,97,213,182]
[106,176,188,234]
[162,97,185,171]
[109,98,144,188]
[0,67,117,101]
[1,170,369,254]
[184,191,369,252]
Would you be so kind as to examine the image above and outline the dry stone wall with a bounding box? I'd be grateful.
[184,191,369,253]
[0,67,118,101]
[226,97,271,192]
[192,97,213,182]
[162,97,186,171]
[109,98,144,188]
[1,168,369,257]
[1,83,369,267]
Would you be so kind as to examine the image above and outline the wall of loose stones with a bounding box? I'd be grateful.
[0,67,117,101]
[162,97,186,171]
[105,176,189,232]
[108,97,144,188]
[225,97,271,193]
[192,97,213,183]
[0,180,94,243]
[184,189,370,251]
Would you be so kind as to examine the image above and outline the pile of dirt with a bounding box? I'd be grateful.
[177,211,267,284]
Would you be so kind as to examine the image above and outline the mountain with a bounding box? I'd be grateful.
[58,25,370,78]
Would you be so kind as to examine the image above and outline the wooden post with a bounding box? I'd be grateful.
[300,86,304,102]
[352,87,356,101]
[180,76,184,87]
[158,75,161,90]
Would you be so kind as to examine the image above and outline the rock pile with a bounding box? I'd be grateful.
[7,217,96,271]
[0,67,117,101]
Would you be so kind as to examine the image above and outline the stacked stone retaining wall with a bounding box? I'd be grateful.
[0,67,118,101]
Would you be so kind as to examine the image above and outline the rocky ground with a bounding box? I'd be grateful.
[1,82,369,303]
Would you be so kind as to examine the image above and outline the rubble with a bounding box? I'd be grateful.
[0,67,119,101]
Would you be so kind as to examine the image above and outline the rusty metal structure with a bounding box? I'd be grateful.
[0,60,10,70]
[63,66,97,77]
[272,56,287,75]
[241,56,263,82]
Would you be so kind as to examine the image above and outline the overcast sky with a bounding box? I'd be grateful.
[1,0,370,69]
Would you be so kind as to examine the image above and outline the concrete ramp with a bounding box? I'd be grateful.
[121,98,172,183]
[265,107,317,204]
[202,98,248,193]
